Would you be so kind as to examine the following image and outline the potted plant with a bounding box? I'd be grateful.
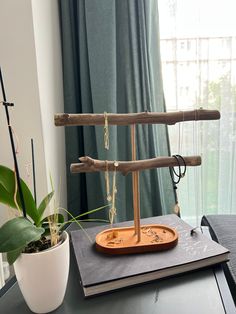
[0,165,107,313]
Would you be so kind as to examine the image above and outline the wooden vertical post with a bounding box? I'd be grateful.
[131,125,141,242]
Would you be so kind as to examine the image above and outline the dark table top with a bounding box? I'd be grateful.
[0,223,235,314]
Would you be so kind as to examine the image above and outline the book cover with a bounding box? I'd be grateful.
[71,214,229,297]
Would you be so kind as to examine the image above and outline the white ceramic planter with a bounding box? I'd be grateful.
[14,231,70,313]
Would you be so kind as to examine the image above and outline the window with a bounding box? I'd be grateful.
[159,0,236,225]
[180,41,185,49]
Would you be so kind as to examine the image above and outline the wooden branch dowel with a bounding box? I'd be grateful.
[55,109,220,127]
[70,155,202,175]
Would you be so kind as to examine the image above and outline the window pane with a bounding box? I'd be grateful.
[158,0,236,225]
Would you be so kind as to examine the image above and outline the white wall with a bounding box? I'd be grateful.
[0,0,66,224]
[31,0,67,211]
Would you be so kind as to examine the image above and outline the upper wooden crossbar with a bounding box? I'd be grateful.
[55,109,220,126]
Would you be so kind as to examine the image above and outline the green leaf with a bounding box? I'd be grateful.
[36,191,55,225]
[41,213,64,225]
[0,165,39,223]
[7,247,25,265]
[78,205,110,218]
[0,184,17,209]
[0,217,44,253]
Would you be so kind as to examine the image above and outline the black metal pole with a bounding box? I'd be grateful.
[0,67,27,217]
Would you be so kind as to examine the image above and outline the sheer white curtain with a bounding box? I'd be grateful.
[158,0,236,225]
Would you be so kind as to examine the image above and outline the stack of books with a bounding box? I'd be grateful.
[71,214,229,297]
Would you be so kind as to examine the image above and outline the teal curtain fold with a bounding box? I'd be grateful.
[59,0,175,220]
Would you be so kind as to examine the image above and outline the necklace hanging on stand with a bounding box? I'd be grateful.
[103,112,119,226]
[169,154,187,216]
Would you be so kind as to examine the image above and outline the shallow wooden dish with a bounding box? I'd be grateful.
[95,224,178,255]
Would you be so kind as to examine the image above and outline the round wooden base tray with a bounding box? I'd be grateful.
[95,224,178,255]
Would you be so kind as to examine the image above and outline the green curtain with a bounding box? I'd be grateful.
[59,0,175,220]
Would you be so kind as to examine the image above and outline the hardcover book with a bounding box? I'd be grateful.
[71,214,229,297]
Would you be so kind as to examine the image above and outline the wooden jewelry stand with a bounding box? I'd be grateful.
[55,109,220,254]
